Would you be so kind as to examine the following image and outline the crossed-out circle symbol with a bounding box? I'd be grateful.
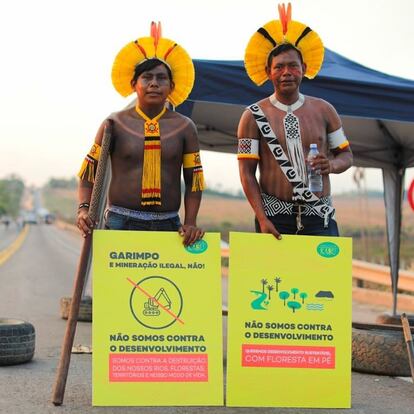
[129,276,183,329]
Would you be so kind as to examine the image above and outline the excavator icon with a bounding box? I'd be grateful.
[143,288,172,316]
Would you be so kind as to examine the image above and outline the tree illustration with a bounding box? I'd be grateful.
[287,301,302,313]
[299,292,308,304]
[267,284,274,300]
[261,278,268,293]
[279,291,290,306]
[291,287,299,299]
[274,277,282,292]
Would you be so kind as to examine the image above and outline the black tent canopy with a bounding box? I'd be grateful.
[177,49,414,314]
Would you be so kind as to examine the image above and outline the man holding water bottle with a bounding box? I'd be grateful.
[237,3,352,238]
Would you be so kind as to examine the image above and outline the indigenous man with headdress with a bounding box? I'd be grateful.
[238,3,352,239]
[77,22,205,246]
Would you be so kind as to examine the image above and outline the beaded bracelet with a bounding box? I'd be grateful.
[78,202,90,211]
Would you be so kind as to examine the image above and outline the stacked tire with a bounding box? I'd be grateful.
[0,318,35,365]
[376,312,414,326]
[352,322,412,377]
[60,296,92,322]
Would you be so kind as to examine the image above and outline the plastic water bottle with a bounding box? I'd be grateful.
[307,143,323,192]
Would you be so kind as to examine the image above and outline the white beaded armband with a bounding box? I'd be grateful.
[328,127,349,150]
[237,138,260,160]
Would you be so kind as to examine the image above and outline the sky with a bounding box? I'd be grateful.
[1,0,413,194]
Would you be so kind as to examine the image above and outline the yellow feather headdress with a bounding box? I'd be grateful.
[111,22,195,107]
[244,2,324,86]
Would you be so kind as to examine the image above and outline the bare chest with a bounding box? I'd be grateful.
[111,118,184,164]
[261,105,329,155]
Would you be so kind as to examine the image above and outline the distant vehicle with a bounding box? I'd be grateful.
[23,211,38,225]
[44,213,55,224]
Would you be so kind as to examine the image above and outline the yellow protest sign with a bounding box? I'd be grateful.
[226,232,352,408]
[92,231,223,406]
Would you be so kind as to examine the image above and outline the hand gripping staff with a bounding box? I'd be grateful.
[52,120,113,406]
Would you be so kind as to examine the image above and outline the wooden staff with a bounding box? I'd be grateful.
[52,120,113,406]
[401,313,414,382]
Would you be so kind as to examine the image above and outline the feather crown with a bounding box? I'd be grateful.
[244,2,324,85]
[111,22,195,107]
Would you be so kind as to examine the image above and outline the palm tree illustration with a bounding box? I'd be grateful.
[291,287,299,299]
[299,292,308,304]
[267,284,274,300]
[261,278,268,293]
[274,277,282,292]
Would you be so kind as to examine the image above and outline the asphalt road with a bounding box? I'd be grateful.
[0,222,22,251]
[0,224,413,413]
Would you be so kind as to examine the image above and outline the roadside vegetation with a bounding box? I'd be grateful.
[334,193,414,271]
[41,176,414,271]
[0,175,25,218]
[42,177,78,223]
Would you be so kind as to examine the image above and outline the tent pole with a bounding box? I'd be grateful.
[382,167,405,316]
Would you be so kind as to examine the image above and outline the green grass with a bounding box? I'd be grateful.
[341,226,414,270]
[40,185,414,271]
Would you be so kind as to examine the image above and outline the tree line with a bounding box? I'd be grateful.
[0,175,25,218]
[45,176,77,189]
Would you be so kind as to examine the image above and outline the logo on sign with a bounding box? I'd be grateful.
[317,242,340,258]
[185,239,208,254]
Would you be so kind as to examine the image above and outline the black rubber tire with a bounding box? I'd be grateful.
[0,318,35,366]
[376,313,414,326]
[352,322,413,377]
[60,296,92,322]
